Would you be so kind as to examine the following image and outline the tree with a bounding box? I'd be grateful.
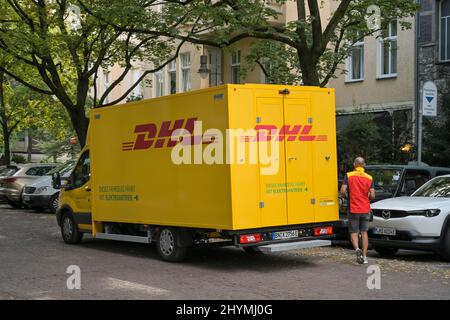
[0,0,207,147]
[117,0,418,86]
[423,92,450,167]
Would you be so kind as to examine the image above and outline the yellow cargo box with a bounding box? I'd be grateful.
[90,84,338,229]
[56,84,339,261]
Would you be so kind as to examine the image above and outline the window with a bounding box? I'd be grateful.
[230,50,241,84]
[26,166,56,176]
[346,37,364,82]
[378,20,398,77]
[180,53,191,92]
[168,61,177,94]
[103,71,110,103]
[401,170,431,196]
[209,49,222,87]
[130,68,143,98]
[71,151,90,188]
[440,0,450,61]
[154,70,164,97]
[260,58,272,84]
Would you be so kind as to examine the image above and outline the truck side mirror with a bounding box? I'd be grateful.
[52,172,61,189]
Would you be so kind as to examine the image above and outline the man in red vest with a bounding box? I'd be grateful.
[340,157,375,264]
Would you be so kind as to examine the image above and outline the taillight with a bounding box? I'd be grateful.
[3,177,17,184]
[314,226,333,236]
[239,233,262,244]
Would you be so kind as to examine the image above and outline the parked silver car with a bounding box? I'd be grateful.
[0,163,58,208]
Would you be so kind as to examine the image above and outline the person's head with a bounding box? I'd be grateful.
[353,156,366,169]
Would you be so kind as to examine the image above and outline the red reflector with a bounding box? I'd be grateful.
[314,226,333,236]
[239,233,262,244]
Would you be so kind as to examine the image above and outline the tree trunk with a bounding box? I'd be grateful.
[298,50,321,86]
[0,70,10,166]
[27,129,32,162]
[3,131,11,166]
[67,106,89,148]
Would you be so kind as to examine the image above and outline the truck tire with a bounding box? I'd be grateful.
[49,193,59,214]
[156,227,188,262]
[243,246,263,254]
[61,212,83,244]
[442,226,450,262]
[374,246,398,257]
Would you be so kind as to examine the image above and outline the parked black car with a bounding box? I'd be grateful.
[335,164,450,238]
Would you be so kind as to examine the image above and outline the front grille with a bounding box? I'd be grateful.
[24,186,36,194]
[372,209,411,219]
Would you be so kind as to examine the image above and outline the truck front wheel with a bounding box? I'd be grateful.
[156,227,188,262]
[61,212,83,244]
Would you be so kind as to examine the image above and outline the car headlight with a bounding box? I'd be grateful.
[409,209,441,217]
[35,186,50,194]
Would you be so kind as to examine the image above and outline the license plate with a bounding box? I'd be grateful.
[272,230,299,240]
[373,227,396,236]
[23,195,30,201]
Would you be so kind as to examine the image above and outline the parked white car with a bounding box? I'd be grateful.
[22,161,74,213]
[369,174,450,261]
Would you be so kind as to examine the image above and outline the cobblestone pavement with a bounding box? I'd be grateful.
[0,204,449,300]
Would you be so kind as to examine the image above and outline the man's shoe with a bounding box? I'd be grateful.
[356,248,364,264]
[363,256,368,264]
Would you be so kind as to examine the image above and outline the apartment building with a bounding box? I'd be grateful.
[96,1,416,144]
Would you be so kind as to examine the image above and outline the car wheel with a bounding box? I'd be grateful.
[243,246,263,254]
[442,226,450,262]
[374,246,398,257]
[156,227,188,262]
[49,193,59,214]
[61,212,83,244]
[7,199,22,209]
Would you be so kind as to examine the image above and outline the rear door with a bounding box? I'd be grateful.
[283,98,316,224]
[256,97,288,226]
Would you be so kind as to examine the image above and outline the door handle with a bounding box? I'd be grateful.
[85,186,91,192]
[288,157,297,161]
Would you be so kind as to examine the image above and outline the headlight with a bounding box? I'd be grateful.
[35,186,50,194]
[409,209,440,217]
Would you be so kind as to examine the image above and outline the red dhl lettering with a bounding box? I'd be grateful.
[122,119,328,151]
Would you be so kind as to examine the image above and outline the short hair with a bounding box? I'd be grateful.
[354,157,366,167]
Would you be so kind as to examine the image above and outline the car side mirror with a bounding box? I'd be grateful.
[52,172,61,189]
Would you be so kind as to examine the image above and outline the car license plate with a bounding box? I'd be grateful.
[272,230,299,240]
[373,227,396,236]
[23,195,30,201]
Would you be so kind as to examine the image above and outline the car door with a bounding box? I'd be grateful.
[66,151,91,214]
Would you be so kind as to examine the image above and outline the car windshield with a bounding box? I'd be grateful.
[365,168,403,192]
[0,166,19,177]
[47,162,74,176]
[412,177,450,198]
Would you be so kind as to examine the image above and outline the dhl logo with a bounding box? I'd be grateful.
[122,118,328,151]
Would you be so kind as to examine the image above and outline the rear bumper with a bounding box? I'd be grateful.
[22,194,51,209]
[0,187,21,202]
[227,222,337,247]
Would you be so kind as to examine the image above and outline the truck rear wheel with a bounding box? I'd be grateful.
[61,212,83,244]
[156,227,188,262]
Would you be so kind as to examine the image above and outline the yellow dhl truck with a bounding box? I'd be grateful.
[53,84,339,262]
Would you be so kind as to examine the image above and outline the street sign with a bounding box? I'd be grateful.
[422,81,437,117]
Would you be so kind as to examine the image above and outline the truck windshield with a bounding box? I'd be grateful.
[412,177,450,198]
[365,168,403,193]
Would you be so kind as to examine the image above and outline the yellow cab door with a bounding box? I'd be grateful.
[283,98,316,224]
[64,150,92,228]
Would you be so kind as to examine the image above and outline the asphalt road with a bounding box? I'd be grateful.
[0,204,449,300]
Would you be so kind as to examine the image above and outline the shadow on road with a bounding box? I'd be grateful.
[80,238,318,271]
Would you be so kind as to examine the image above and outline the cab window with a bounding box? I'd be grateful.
[402,170,431,195]
[72,151,90,188]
